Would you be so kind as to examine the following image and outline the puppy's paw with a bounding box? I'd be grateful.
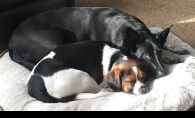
[164,44,190,55]
[162,56,184,65]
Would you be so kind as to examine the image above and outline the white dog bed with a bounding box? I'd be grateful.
[0,27,195,111]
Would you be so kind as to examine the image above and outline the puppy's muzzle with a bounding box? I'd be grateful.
[133,83,148,95]
[139,84,148,94]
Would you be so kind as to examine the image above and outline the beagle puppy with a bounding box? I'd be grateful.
[26,41,148,103]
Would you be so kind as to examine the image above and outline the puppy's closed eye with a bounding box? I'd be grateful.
[129,80,136,84]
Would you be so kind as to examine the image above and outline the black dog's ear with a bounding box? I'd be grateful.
[126,27,141,52]
[156,25,173,47]
[105,69,122,91]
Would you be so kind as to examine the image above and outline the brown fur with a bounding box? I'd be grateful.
[106,58,146,93]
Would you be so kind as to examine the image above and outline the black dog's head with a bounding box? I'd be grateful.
[123,26,172,78]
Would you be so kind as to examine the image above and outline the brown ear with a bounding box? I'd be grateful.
[105,69,122,91]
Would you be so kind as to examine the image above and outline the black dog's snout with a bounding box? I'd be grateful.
[140,85,148,94]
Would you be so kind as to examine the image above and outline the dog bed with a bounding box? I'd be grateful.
[0,27,195,111]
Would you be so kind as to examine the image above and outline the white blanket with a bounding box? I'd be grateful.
[0,27,195,111]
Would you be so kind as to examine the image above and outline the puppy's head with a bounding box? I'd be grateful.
[105,58,148,95]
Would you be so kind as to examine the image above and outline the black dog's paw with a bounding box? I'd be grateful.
[161,56,184,65]
[163,44,190,55]
[170,47,190,55]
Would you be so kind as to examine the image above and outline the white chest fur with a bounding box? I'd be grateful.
[43,69,103,99]
[102,45,119,76]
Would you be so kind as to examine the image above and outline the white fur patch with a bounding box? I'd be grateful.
[25,51,56,85]
[132,66,145,95]
[122,56,128,60]
[43,51,55,60]
[42,69,102,99]
[102,45,119,76]
[133,81,144,95]
[76,90,113,100]
[132,66,138,80]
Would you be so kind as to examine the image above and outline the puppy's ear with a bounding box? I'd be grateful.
[105,69,122,91]
[126,27,141,52]
[156,25,173,47]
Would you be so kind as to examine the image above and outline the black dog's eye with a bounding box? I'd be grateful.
[143,54,151,59]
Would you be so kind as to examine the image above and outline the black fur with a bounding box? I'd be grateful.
[28,75,59,103]
[8,7,186,78]
[28,75,78,103]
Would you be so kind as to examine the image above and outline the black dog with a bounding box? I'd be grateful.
[8,7,189,78]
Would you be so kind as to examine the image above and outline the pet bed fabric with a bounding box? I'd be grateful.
[0,27,195,111]
[0,106,3,111]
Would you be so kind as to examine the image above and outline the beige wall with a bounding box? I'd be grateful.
[76,0,195,48]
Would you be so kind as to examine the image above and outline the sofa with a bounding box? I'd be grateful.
[0,0,75,49]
